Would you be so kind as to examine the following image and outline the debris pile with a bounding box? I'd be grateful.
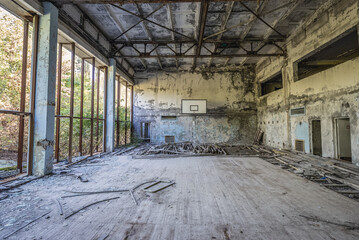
[140,142,227,155]
[249,145,359,201]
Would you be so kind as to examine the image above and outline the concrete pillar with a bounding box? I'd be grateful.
[105,58,116,152]
[30,2,58,176]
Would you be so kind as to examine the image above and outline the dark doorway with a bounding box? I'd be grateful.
[141,122,150,140]
[311,120,322,156]
[336,118,352,161]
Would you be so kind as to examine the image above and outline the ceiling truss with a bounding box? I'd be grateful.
[42,0,325,71]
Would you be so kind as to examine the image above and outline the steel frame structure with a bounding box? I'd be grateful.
[0,3,134,178]
[54,42,133,163]
[0,19,33,175]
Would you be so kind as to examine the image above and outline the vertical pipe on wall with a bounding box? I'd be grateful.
[17,20,29,173]
[55,43,62,162]
[90,58,95,156]
[79,58,85,156]
[68,43,75,163]
[28,15,39,176]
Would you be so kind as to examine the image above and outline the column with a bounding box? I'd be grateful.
[30,2,58,176]
[105,58,116,152]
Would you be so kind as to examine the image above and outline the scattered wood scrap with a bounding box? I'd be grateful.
[3,211,51,239]
[140,142,227,155]
[62,179,176,219]
[300,215,359,230]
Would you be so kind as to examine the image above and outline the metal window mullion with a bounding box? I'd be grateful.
[116,76,120,147]
[124,82,128,145]
[27,15,39,176]
[17,20,29,173]
[103,67,108,152]
[55,43,62,162]
[96,68,100,152]
[79,58,85,156]
[90,58,95,156]
[130,85,134,143]
[68,43,75,163]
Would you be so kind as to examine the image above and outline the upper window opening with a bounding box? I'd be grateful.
[296,29,359,81]
[260,72,283,96]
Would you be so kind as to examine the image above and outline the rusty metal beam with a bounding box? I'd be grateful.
[96,68,100,152]
[79,58,85,156]
[112,38,285,45]
[238,1,285,38]
[135,3,163,69]
[28,15,39,176]
[130,85,134,142]
[103,66,108,152]
[105,5,147,69]
[55,43,62,162]
[57,7,134,80]
[208,1,233,67]
[124,81,128,145]
[167,4,179,69]
[112,3,165,42]
[0,110,31,116]
[110,3,195,41]
[17,20,29,174]
[68,42,76,163]
[192,0,209,70]
[50,0,259,4]
[116,76,120,147]
[90,57,95,156]
[116,53,285,58]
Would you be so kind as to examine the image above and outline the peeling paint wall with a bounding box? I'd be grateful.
[133,68,257,144]
[256,0,359,163]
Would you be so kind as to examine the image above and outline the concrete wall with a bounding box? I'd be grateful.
[256,0,359,163]
[133,67,257,144]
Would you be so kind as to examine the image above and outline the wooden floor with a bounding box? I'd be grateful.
[1,155,359,239]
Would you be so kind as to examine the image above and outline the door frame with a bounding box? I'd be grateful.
[333,117,352,160]
[310,118,322,156]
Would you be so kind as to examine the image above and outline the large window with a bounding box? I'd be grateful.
[295,29,359,81]
[0,7,33,177]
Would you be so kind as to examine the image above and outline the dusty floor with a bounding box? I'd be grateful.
[0,153,359,240]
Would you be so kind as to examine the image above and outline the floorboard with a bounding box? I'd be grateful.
[0,155,359,240]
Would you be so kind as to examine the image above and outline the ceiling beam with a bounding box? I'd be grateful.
[238,1,285,38]
[167,4,179,69]
[111,3,164,42]
[58,6,134,79]
[104,5,147,69]
[116,53,285,58]
[135,3,163,69]
[112,38,285,45]
[47,0,260,5]
[192,0,209,70]
[110,3,195,41]
[208,1,234,67]
[222,0,268,65]
[240,0,301,65]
